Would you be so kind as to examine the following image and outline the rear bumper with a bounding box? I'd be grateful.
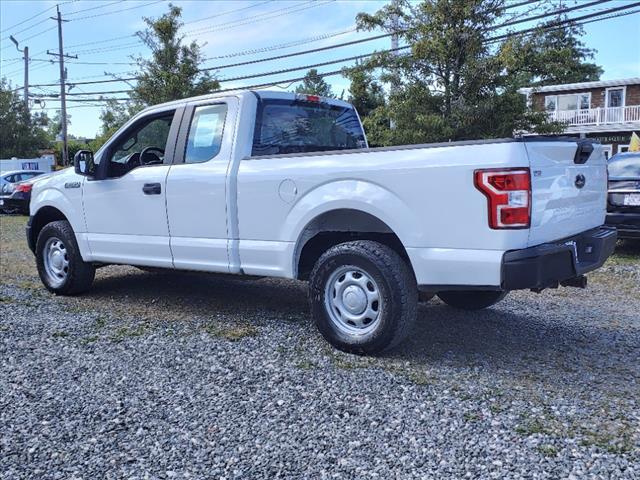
[606,212,640,239]
[501,226,617,290]
[0,193,29,214]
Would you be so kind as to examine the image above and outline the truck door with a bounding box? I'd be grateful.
[165,97,238,272]
[82,106,183,267]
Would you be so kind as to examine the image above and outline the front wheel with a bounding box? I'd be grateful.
[309,240,417,355]
[36,220,95,295]
[437,290,507,310]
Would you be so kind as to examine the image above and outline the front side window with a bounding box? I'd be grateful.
[252,98,367,156]
[106,111,175,177]
[184,104,227,163]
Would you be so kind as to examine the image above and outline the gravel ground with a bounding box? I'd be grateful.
[1,214,639,479]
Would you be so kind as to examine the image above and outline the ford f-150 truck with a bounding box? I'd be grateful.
[27,90,617,354]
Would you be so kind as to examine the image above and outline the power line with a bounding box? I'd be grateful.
[59,0,333,55]
[67,0,166,21]
[62,0,125,17]
[0,5,55,34]
[21,1,634,91]
[61,0,274,50]
[33,31,391,88]
[22,1,640,99]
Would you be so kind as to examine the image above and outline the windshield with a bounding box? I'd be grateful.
[608,153,640,178]
[252,98,367,156]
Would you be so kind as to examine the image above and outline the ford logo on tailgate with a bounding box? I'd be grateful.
[575,174,586,189]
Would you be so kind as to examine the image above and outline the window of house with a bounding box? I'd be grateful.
[185,104,228,164]
[545,93,590,112]
[545,96,557,111]
[607,88,625,108]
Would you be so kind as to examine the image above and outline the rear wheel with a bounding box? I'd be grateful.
[36,220,95,295]
[437,290,507,310]
[309,240,417,355]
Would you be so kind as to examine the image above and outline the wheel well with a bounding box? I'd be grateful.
[30,207,68,248]
[295,209,412,281]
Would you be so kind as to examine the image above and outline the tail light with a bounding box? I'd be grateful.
[474,168,531,229]
[15,183,33,193]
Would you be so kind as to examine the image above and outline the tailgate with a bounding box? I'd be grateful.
[525,139,607,247]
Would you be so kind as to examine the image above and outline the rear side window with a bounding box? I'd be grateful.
[185,104,228,163]
[252,98,367,156]
[608,154,640,178]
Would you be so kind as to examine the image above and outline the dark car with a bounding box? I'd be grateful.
[0,173,51,215]
[606,152,640,239]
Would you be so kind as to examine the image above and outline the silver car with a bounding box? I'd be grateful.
[0,170,46,195]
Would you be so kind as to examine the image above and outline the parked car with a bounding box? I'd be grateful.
[0,170,45,194]
[26,90,616,354]
[0,173,52,215]
[605,152,640,239]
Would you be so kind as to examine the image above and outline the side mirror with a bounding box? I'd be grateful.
[74,150,96,177]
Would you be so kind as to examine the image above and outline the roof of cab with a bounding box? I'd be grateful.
[139,89,354,115]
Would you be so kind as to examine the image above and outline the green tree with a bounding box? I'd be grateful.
[45,110,72,142]
[89,99,143,151]
[0,78,49,158]
[295,69,335,97]
[354,0,599,146]
[344,67,385,118]
[132,4,219,105]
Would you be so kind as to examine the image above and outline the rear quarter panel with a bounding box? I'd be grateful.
[236,141,532,277]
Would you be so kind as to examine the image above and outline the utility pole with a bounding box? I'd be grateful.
[47,5,77,166]
[9,35,29,109]
[389,0,400,130]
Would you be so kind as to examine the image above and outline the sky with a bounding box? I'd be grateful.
[1,0,639,138]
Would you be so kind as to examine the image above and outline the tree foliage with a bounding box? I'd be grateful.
[132,4,219,106]
[0,79,49,158]
[345,67,386,118]
[352,0,601,146]
[89,100,143,151]
[295,69,335,97]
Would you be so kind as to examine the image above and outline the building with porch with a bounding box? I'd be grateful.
[518,77,640,158]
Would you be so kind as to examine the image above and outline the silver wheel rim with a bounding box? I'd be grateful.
[324,265,382,336]
[43,237,69,287]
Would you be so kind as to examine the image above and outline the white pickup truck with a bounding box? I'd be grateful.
[27,90,616,353]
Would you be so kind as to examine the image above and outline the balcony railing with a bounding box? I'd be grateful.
[547,105,640,126]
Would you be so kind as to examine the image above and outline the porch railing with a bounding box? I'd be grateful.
[547,105,640,126]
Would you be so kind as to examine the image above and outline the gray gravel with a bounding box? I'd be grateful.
[1,245,639,479]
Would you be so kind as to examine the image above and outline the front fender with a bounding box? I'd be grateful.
[283,179,421,248]
[31,187,85,233]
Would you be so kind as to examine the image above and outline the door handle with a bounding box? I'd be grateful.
[142,183,161,195]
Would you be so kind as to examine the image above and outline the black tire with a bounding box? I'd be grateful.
[36,220,95,295]
[437,290,507,310]
[309,240,417,355]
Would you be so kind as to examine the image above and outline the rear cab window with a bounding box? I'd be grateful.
[251,96,367,157]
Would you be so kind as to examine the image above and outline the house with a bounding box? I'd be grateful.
[518,77,640,158]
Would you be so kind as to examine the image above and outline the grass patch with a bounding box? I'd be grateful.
[463,412,481,422]
[579,425,635,454]
[204,323,258,341]
[536,444,558,457]
[110,324,148,342]
[80,335,99,345]
[295,359,316,370]
[515,416,554,436]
